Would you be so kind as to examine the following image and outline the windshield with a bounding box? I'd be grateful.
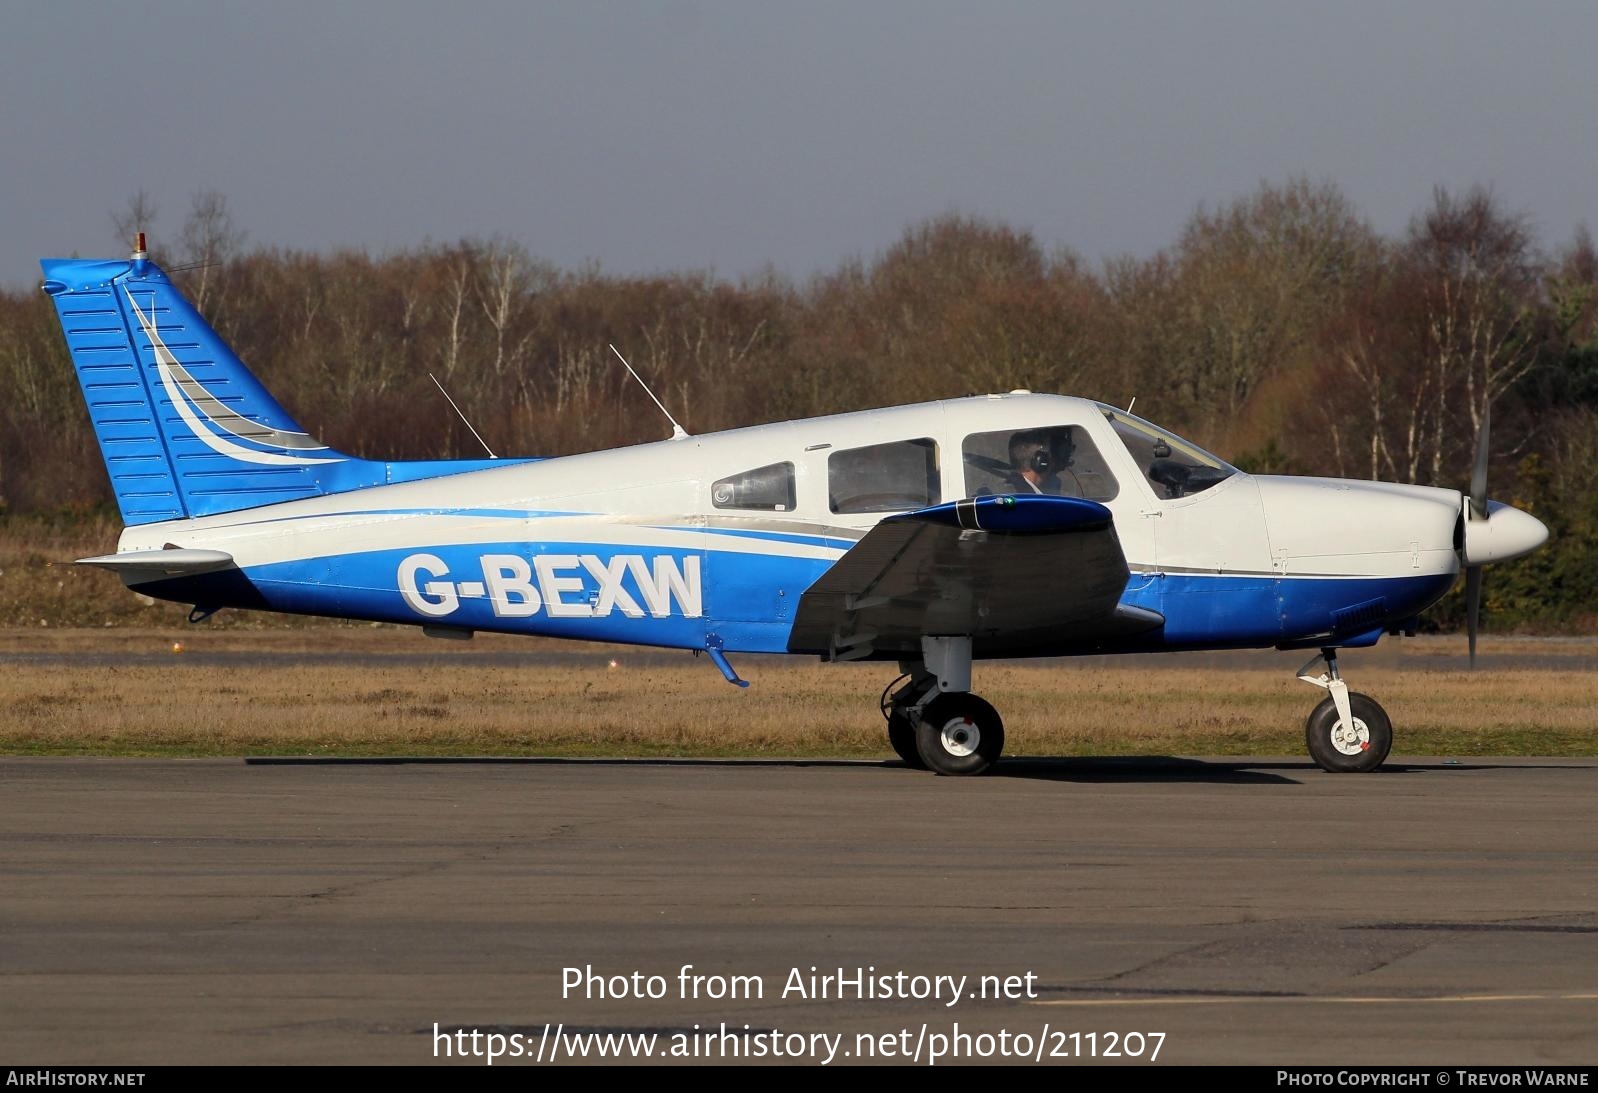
[1098,405,1237,500]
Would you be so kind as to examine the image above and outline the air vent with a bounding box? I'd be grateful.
[1332,597,1388,635]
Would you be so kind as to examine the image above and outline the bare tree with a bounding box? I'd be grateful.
[1547,224,1597,348]
[178,190,246,312]
[473,238,544,379]
[1407,186,1541,481]
[1316,188,1544,487]
[1169,178,1380,433]
[441,247,469,380]
[110,189,159,252]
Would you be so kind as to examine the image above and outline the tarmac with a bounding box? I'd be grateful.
[1,756,1594,1065]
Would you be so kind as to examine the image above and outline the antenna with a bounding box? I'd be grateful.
[428,373,497,459]
[608,343,688,440]
[1125,396,1137,416]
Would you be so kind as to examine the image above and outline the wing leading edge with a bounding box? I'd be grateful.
[788,494,1162,660]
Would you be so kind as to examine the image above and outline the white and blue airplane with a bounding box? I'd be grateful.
[41,240,1549,775]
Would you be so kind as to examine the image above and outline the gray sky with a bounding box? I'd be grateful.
[4,1,1595,286]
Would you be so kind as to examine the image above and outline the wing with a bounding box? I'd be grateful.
[788,494,1162,659]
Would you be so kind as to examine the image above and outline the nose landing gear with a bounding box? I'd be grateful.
[1297,648,1393,772]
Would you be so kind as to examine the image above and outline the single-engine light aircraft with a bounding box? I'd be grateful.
[42,241,1549,775]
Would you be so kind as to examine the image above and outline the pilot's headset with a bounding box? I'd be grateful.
[1028,429,1073,474]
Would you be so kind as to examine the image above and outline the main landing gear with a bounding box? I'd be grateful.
[1297,648,1393,773]
[880,637,1006,776]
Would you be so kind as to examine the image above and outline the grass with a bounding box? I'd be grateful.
[1,628,1594,759]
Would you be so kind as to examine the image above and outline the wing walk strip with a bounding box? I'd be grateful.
[1030,992,1598,1007]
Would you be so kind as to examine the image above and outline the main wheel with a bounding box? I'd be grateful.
[1305,691,1393,773]
[887,710,927,769]
[915,693,1005,776]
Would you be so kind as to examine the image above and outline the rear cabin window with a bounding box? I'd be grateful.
[828,438,940,514]
[712,462,796,511]
[962,426,1119,501]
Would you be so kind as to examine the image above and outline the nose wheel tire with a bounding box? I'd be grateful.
[886,710,927,769]
[915,693,1005,776]
[1305,691,1392,773]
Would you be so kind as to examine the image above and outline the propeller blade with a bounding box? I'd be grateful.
[1469,405,1490,520]
[1465,564,1483,669]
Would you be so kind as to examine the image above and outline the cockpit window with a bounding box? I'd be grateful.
[1099,405,1237,500]
[962,426,1119,501]
[829,438,940,514]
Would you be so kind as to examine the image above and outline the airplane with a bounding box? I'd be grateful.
[40,238,1549,776]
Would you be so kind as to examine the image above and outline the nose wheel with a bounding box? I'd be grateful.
[1297,649,1393,772]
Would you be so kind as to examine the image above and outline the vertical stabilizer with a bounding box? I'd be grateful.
[41,251,523,526]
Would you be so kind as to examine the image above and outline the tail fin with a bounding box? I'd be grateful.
[41,251,513,525]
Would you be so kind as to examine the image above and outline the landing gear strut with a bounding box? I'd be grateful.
[880,675,926,769]
[881,636,1005,776]
[1297,648,1393,773]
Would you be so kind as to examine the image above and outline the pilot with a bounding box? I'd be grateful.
[1003,428,1081,496]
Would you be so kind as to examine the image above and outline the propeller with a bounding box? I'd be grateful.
[1455,406,1547,658]
[1465,405,1490,668]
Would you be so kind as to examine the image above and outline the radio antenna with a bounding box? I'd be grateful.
[608,343,688,440]
[428,372,497,459]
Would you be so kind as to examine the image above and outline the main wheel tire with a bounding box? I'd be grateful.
[1305,691,1393,773]
[887,710,927,769]
[915,693,1005,776]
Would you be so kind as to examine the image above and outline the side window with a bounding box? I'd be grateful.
[828,438,940,514]
[962,426,1119,501]
[712,461,796,511]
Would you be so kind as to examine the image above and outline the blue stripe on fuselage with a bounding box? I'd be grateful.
[135,540,837,654]
[131,543,1455,656]
[1120,570,1455,648]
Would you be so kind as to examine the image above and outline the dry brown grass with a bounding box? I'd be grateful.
[1,629,1593,758]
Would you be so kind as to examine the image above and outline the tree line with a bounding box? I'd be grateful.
[2,180,1594,629]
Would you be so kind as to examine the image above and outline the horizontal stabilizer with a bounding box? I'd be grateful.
[76,548,235,579]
